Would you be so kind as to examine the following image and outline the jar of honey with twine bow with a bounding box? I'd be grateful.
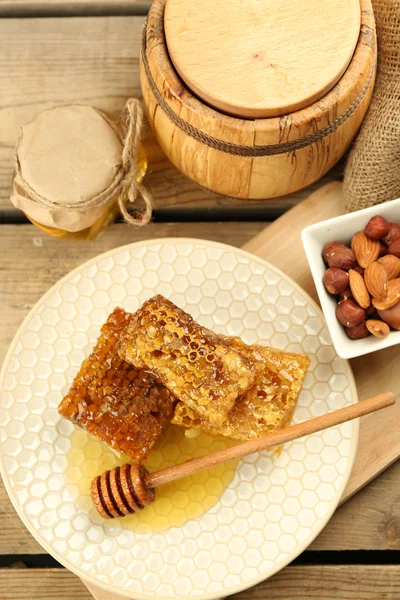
[141,0,377,199]
[10,99,152,240]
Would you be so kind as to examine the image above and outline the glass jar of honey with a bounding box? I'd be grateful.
[11,103,149,241]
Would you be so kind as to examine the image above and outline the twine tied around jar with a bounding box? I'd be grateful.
[11,99,152,233]
[118,98,152,226]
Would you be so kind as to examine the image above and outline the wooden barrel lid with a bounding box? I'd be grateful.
[164,0,361,118]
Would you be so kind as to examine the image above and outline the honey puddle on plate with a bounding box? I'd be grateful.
[66,425,238,533]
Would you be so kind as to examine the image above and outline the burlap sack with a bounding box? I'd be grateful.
[343,0,400,212]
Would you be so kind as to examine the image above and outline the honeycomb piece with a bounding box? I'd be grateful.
[119,295,258,425]
[229,337,311,409]
[172,343,310,442]
[58,307,177,463]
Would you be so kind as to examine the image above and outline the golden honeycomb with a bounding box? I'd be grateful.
[119,295,258,425]
[58,307,177,463]
[172,342,310,441]
[66,424,237,533]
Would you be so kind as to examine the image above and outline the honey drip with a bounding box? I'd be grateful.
[26,145,148,241]
[66,424,238,533]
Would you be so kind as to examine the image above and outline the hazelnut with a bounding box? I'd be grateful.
[388,238,400,258]
[366,319,390,339]
[339,287,353,301]
[364,215,390,240]
[336,299,366,328]
[323,243,356,270]
[353,265,365,277]
[322,241,342,263]
[378,301,400,330]
[345,322,370,340]
[366,304,378,318]
[323,268,349,295]
[379,242,388,257]
[383,222,400,246]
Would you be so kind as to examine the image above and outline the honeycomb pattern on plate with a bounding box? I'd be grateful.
[0,240,358,599]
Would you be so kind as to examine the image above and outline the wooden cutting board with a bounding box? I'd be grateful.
[85,181,400,600]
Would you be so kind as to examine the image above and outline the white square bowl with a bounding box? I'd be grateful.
[302,197,400,359]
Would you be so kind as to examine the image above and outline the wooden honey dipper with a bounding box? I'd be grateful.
[91,392,395,519]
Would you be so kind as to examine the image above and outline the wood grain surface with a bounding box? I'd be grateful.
[0,0,151,16]
[1,566,400,599]
[0,16,341,220]
[165,0,360,117]
[1,220,400,557]
[0,5,397,600]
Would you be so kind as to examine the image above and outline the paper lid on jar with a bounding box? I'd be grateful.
[10,105,125,232]
[17,105,122,205]
[11,102,152,233]
[164,0,361,118]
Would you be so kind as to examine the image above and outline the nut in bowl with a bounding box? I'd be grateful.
[302,197,400,359]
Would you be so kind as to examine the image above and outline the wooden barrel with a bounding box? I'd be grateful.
[140,0,376,200]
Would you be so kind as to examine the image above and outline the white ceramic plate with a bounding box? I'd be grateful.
[0,239,358,599]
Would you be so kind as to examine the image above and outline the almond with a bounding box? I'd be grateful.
[366,319,390,339]
[364,262,388,300]
[348,269,370,309]
[377,254,400,280]
[372,278,400,310]
[351,231,381,268]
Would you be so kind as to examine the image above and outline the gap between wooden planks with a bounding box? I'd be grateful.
[0,565,399,600]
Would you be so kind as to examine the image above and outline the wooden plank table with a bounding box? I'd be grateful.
[0,12,340,222]
[0,3,399,600]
